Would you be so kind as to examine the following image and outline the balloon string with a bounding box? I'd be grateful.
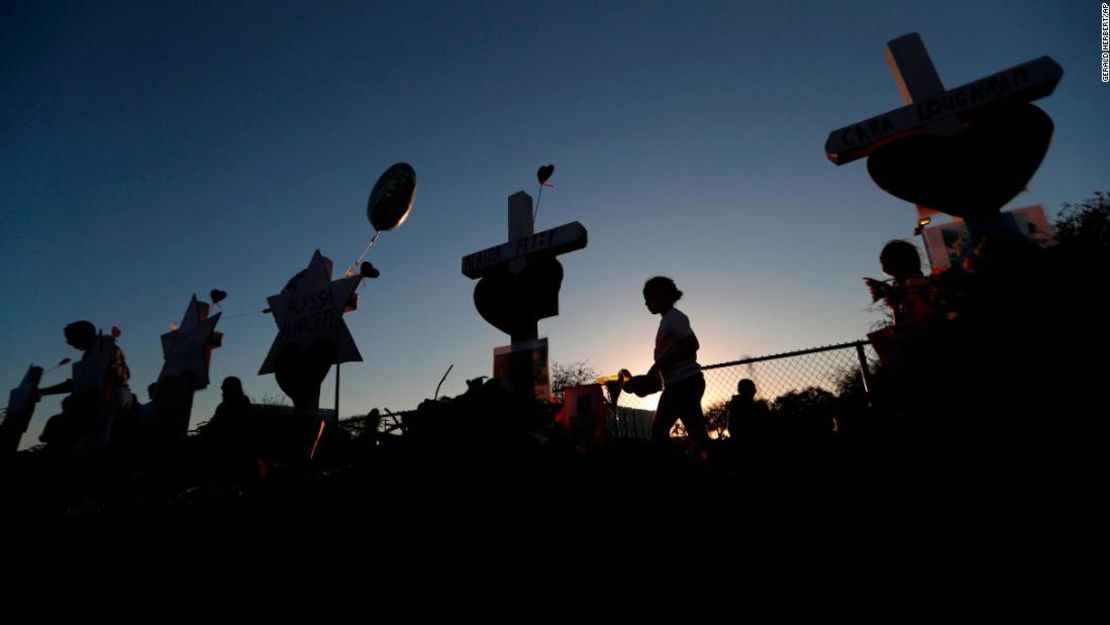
[532,185,544,227]
[348,232,380,276]
[44,361,70,374]
[223,310,267,320]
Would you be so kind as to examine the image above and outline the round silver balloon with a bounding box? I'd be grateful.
[367,162,416,232]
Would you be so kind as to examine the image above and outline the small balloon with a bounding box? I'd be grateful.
[210,289,227,304]
[360,261,381,279]
[537,164,555,186]
[367,162,416,232]
[111,326,122,338]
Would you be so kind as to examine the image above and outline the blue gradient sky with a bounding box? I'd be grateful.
[2,1,1106,446]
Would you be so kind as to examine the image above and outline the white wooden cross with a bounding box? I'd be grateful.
[825,32,1063,165]
[461,191,587,279]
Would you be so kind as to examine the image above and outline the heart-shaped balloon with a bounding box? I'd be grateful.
[359,261,380,279]
[537,164,555,186]
[210,289,227,304]
[473,257,564,338]
[867,103,1053,221]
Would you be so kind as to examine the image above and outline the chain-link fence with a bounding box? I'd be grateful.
[345,340,880,441]
[611,340,879,439]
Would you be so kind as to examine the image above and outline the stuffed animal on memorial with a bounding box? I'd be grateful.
[620,368,663,398]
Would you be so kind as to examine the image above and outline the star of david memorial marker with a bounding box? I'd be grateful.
[158,294,223,436]
[260,250,362,413]
[160,294,223,389]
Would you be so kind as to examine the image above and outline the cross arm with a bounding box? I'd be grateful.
[461,222,588,279]
[825,56,1063,165]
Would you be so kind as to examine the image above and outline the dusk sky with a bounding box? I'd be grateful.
[2,1,1106,447]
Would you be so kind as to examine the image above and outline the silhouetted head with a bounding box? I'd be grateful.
[643,276,682,314]
[63,320,97,351]
[737,378,756,398]
[361,408,382,441]
[879,240,924,280]
[221,376,244,400]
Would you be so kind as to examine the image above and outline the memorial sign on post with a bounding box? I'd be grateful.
[921,205,1052,272]
[493,339,551,400]
[0,364,44,455]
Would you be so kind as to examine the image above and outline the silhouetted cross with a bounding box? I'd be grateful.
[825,32,1062,165]
[461,191,587,279]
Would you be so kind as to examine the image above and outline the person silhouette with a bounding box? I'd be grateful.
[204,376,256,482]
[137,383,160,437]
[36,320,132,454]
[642,276,710,451]
[362,408,382,448]
[727,378,771,444]
[864,240,937,330]
[212,377,252,423]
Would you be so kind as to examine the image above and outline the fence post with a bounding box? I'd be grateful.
[855,342,874,405]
